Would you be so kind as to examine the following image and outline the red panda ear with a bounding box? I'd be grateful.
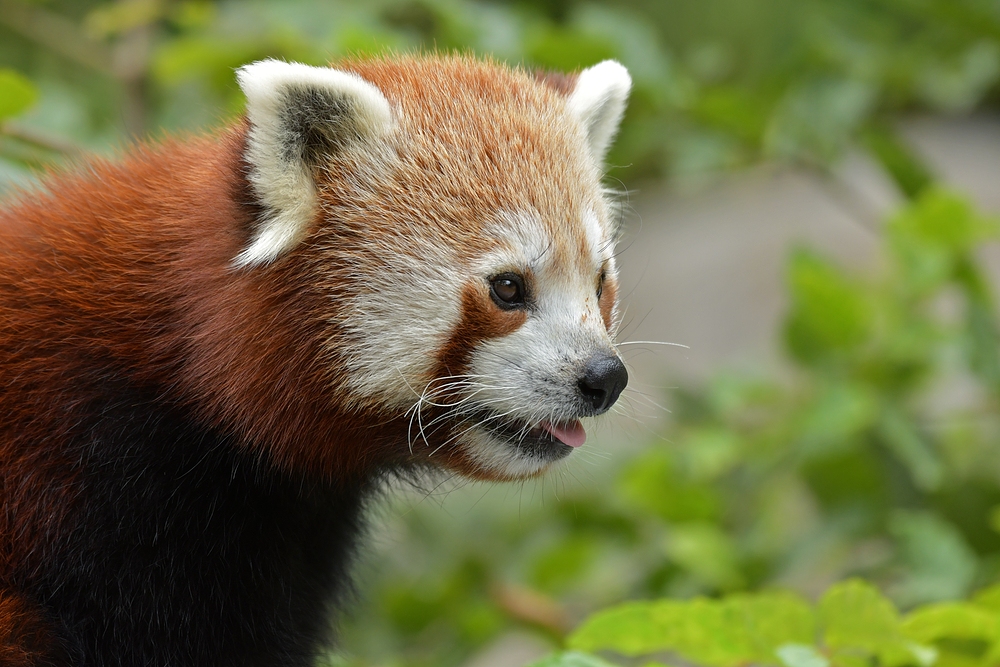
[234,59,394,268]
[567,60,632,166]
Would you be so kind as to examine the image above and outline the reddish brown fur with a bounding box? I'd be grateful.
[0,130,422,635]
[0,125,416,664]
[0,130,401,483]
[436,282,529,376]
[432,282,530,477]
[0,54,617,660]
[0,594,67,666]
[0,54,604,539]
[328,56,599,262]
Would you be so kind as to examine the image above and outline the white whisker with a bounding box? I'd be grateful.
[616,340,689,348]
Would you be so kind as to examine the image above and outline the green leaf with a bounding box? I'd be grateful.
[819,580,904,659]
[738,593,818,662]
[525,24,618,72]
[692,87,773,144]
[680,428,741,481]
[84,0,165,38]
[861,125,934,200]
[568,600,675,657]
[569,592,815,666]
[902,602,1000,644]
[666,597,764,666]
[530,535,597,594]
[959,264,1000,393]
[797,383,877,457]
[891,190,1000,255]
[906,643,939,667]
[901,603,1000,667]
[617,450,721,523]
[527,651,620,667]
[917,41,1000,114]
[333,25,408,58]
[700,592,816,664]
[0,70,39,120]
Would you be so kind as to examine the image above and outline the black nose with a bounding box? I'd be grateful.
[578,353,628,414]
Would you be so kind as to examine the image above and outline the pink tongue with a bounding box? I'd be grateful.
[541,420,587,448]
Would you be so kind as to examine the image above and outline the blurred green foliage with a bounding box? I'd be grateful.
[3,2,1000,667]
[4,0,1000,187]
[541,579,1000,667]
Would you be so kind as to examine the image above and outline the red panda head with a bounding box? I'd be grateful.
[235,55,631,481]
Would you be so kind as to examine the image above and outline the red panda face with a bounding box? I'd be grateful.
[436,205,627,479]
[236,56,631,481]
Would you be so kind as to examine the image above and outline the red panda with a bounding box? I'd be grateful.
[0,55,631,666]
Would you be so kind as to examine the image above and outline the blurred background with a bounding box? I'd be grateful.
[3,1,1000,666]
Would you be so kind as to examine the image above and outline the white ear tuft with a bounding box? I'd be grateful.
[567,60,631,165]
[234,59,393,268]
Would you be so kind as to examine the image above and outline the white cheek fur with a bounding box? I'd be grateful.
[337,244,465,409]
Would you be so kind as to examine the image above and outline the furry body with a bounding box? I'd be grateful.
[0,56,630,665]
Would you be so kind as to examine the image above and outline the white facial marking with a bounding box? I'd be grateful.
[477,210,551,277]
[583,209,605,263]
[335,233,465,410]
[235,59,394,267]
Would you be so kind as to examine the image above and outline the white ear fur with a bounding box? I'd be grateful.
[567,60,631,165]
[234,59,393,267]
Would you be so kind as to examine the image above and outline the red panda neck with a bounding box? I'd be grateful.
[165,128,412,481]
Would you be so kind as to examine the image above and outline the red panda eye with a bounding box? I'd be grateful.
[597,270,606,299]
[490,274,525,309]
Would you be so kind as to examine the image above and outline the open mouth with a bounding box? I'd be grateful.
[464,409,587,452]
[536,420,587,447]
